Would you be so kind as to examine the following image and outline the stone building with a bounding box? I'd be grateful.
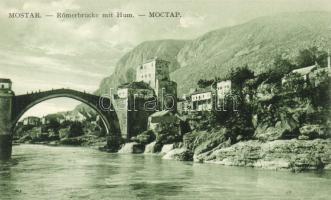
[281,65,318,86]
[41,116,50,125]
[136,57,177,111]
[116,82,155,100]
[113,81,155,139]
[177,94,192,114]
[282,54,331,86]
[0,78,14,160]
[157,80,177,111]
[136,57,170,91]
[191,89,214,111]
[23,116,40,126]
[216,80,232,107]
[0,79,12,91]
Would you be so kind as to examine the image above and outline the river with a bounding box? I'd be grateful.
[0,144,330,200]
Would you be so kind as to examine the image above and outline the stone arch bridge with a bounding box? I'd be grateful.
[12,89,120,135]
[0,87,152,160]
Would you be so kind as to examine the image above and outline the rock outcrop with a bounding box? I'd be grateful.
[299,124,328,139]
[161,144,174,154]
[144,142,157,154]
[118,142,144,154]
[194,139,331,172]
[162,148,193,161]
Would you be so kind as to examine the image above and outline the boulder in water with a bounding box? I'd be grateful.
[162,148,193,161]
[161,144,174,154]
[118,142,144,154]
[144,141,158,153]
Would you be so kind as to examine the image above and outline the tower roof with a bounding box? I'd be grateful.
[0,78,12,83]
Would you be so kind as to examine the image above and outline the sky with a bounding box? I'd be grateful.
[0,0,330,118]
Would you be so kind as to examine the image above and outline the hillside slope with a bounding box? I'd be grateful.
[95,12,331,96]
[172,12,331,94]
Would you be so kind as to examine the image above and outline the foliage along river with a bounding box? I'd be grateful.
[0,144,330,200]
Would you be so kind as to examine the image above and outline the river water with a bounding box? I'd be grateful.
[0,145,330,200]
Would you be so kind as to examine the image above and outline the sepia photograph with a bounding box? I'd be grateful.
[0,0,330,199]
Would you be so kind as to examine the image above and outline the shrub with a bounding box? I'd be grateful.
[136,130,156,145]
[68,121,84,138]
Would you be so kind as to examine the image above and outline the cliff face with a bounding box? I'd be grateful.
[96,12,331,96]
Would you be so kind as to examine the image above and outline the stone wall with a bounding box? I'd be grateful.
[0,91,13,160]
[113,96,155,140]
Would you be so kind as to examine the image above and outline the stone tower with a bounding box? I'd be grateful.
[136,58,177,111]
[0,78,14,160]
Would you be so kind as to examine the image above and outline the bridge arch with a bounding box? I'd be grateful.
[11,89,121,137]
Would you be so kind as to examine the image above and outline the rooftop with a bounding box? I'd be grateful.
[0,78,12,83]
[292,65,317,76]
[150,110,171,117]
[191,87,213,95]
[118,81,152,90]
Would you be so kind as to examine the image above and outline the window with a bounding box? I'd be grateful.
[1,84,4,89]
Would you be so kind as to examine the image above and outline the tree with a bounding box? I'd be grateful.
[226,65,255,88]
[259,54,295,84]
[296,46,328,68]
[46,119,61,133]
[68,121,84,138]
[197,79,215,88]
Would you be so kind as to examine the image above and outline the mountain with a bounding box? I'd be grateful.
[96,39,188,95]
[171,12,331,94]
[96,12,331,96]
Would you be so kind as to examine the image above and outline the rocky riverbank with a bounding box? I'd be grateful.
[114,138,330,172]
[193,139,331,172]
[14,134,107,149]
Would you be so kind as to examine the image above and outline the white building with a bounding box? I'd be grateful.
[216,80,231,107]
[0,78,12,91]
[41,116,50,125]
[23,116,40,126]
[191,90,213,111]
[282,53,331,85]
[136,57,170,93]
